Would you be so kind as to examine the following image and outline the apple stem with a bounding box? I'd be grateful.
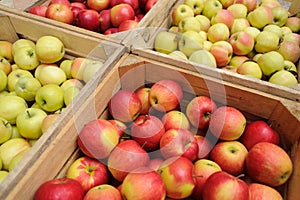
[236,174,245,179]
[27,110,31,118]
[143,115,150,123]
[141,141,148,149]
[269,120,275,128]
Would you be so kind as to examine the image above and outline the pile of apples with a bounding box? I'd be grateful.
[154,0,300,87]
[28,0,158,34]
[35,79,293,199]
[0,36,104,182]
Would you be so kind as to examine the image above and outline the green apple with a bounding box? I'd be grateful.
[171,4,194,26]
[0,56,11,75]
[0,95,28,124]
[178,17,201,33]
[14,76,42,102]
[263,24,283,38]
[271,6,288,27]
[230,18,250,34]
[184,0,205,15]
[8,147,31,172]
[35,84,64,112]
[281,26,292,36]
[203,40,213,51]
[13,46,39,70]
[227,3,248,19]
[237,60,263,79]
[64,86,81,106]
[35,35,65,64]
[0,170,9,183]
[257,51,284,76]
[0,117,12,144]
[60,59,73,79]
[229,55,248,70]
[0,138,31,170]
[12,39,36,56]
[244,26,261,39]
[255,31,279,53]
[269,70,297,86]
[16,108,47,139]
[0,69,7,92]
[7,69,33,92]
[82,60,104,83]
[189,49,217,68]
[195,15,211,32]
[168,50,188,60]
[178,30,204,57]
[247,6,274,29]
[202,0,223,20]
[283,60,297,72]
[0,91,9,97]
[60,79,84,92]
[35,64,67,85]
[154,31,178,54]
[11,126,22,139]
[0,41,13,63]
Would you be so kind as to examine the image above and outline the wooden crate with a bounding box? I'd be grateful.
[3,54,300,199]
[128,0,300,102]
[0,11,125,199]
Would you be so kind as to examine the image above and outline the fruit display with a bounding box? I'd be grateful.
[27,0,158,34]
[33,72,295,199]
[153,0,300,87]
[0,35,107,182]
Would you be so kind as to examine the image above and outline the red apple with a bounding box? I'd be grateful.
[131,115,165,151]
[87,0,110,11]
[194,135,212,159]
[49,0,71,6]
[77,9,100,31]
[77,119,120,159]
[210,141,248,176]
[186,96,217,130]
[149,79,183,113]
[202,171,249,199]
[161,110,190,131]
[34,178,85,200]
[148,157,164,171]
[104,27,119,34]
[121,167,166,200]
[66,156,109,192]
[99,9,112,33]
[209,106,246,141]
[83,184,122,200]
[158,156,196,199]
[110,0,139,12]
[107,139,150,182]
[107,119,127,138]
[108,90,142,123]
[210,40,233,67]
[134,87,151,115]
[70,2,86,9]
[145,0,158,12]
[28,5,48,17]
[192,159,222,199]
[110,4,135,27]
[245,142,293,187]
[46,3,74,24]
[248,183,283,200]
[70,5,83,25]
[118,19,138,32]
[228,31,255,56]
[240,120,280,150]
[138,0,148,10]
[160,128,199,162]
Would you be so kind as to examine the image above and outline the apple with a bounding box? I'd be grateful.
[229,55,248,71]
[77,9,100,31]
[271,6,288,27]
[247,6,274,29]
[244,26,260,40]
[49,0,71,6]
[268,70,298,86]
[285,17,300,33]
[0,117,12,144]
[195,15,211,32]
[178,17,201,33]
[35,64,67,86]
[209,106,246,141]
[66,156,109,192]
[41,113,60,133]
[118,19,138,32]
[0,69,7,92]
[46,3,74,24]
[60,78,84,92]
[246,142,293,187]
[184,0,204,15]
[189,49,217,68]
[278,41,300,63]
[36,35,65,64]
[83,184,122,200]
[109,90,142,123]
[237,60,263,79]
[207,23,230,43]
[77,119,120,159]
[107,119,127,138]
[211,9,234,29]
[34,177,85,200]
[121,167,166,200]
[87,0,110,11]
[6,70,33,92]
[283,60,297,73]
[0,95,28,124]
[227,3,248,19]
[149,79,183,112]
[160,128,199,161]
[228,31,254,56]
[60,59,73,79]
[257,51,284,77]
[35,84,64,112]
[64,86,81,105]
[171,4,194,26]
[13,46,39,70]
[28,5,48,17]
[111,0,139,11]
[134,87,151,115]
[230,18,250,34]
[202,0,223,20]
[236,0,257,11]
[14,76,42,102]
[255,31,279,53]
[0,138,31,170]
[210,41,233,67]
[168,50,188,60]
[99,9,112,33]
[154,31,178,54]
[0,57,11,75]
[158,156,196,199]
[0,40,13,63]
[240,120,280,150]
[145,0,158,12]
[70,58,102,81]
[147,157,164,171]
[12,39,35,56]
[71,2,87,9]
[8,147,31,172]
[104,27,119,34]
[178,30,205,57]
[107,139,150,182]
[282,32,300,46]
[202,171,249,199]
[161,110,190,131]
[110,4,135,27]
[248,183,283,200]
[210,141,248,176]
[192,159,222,199]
